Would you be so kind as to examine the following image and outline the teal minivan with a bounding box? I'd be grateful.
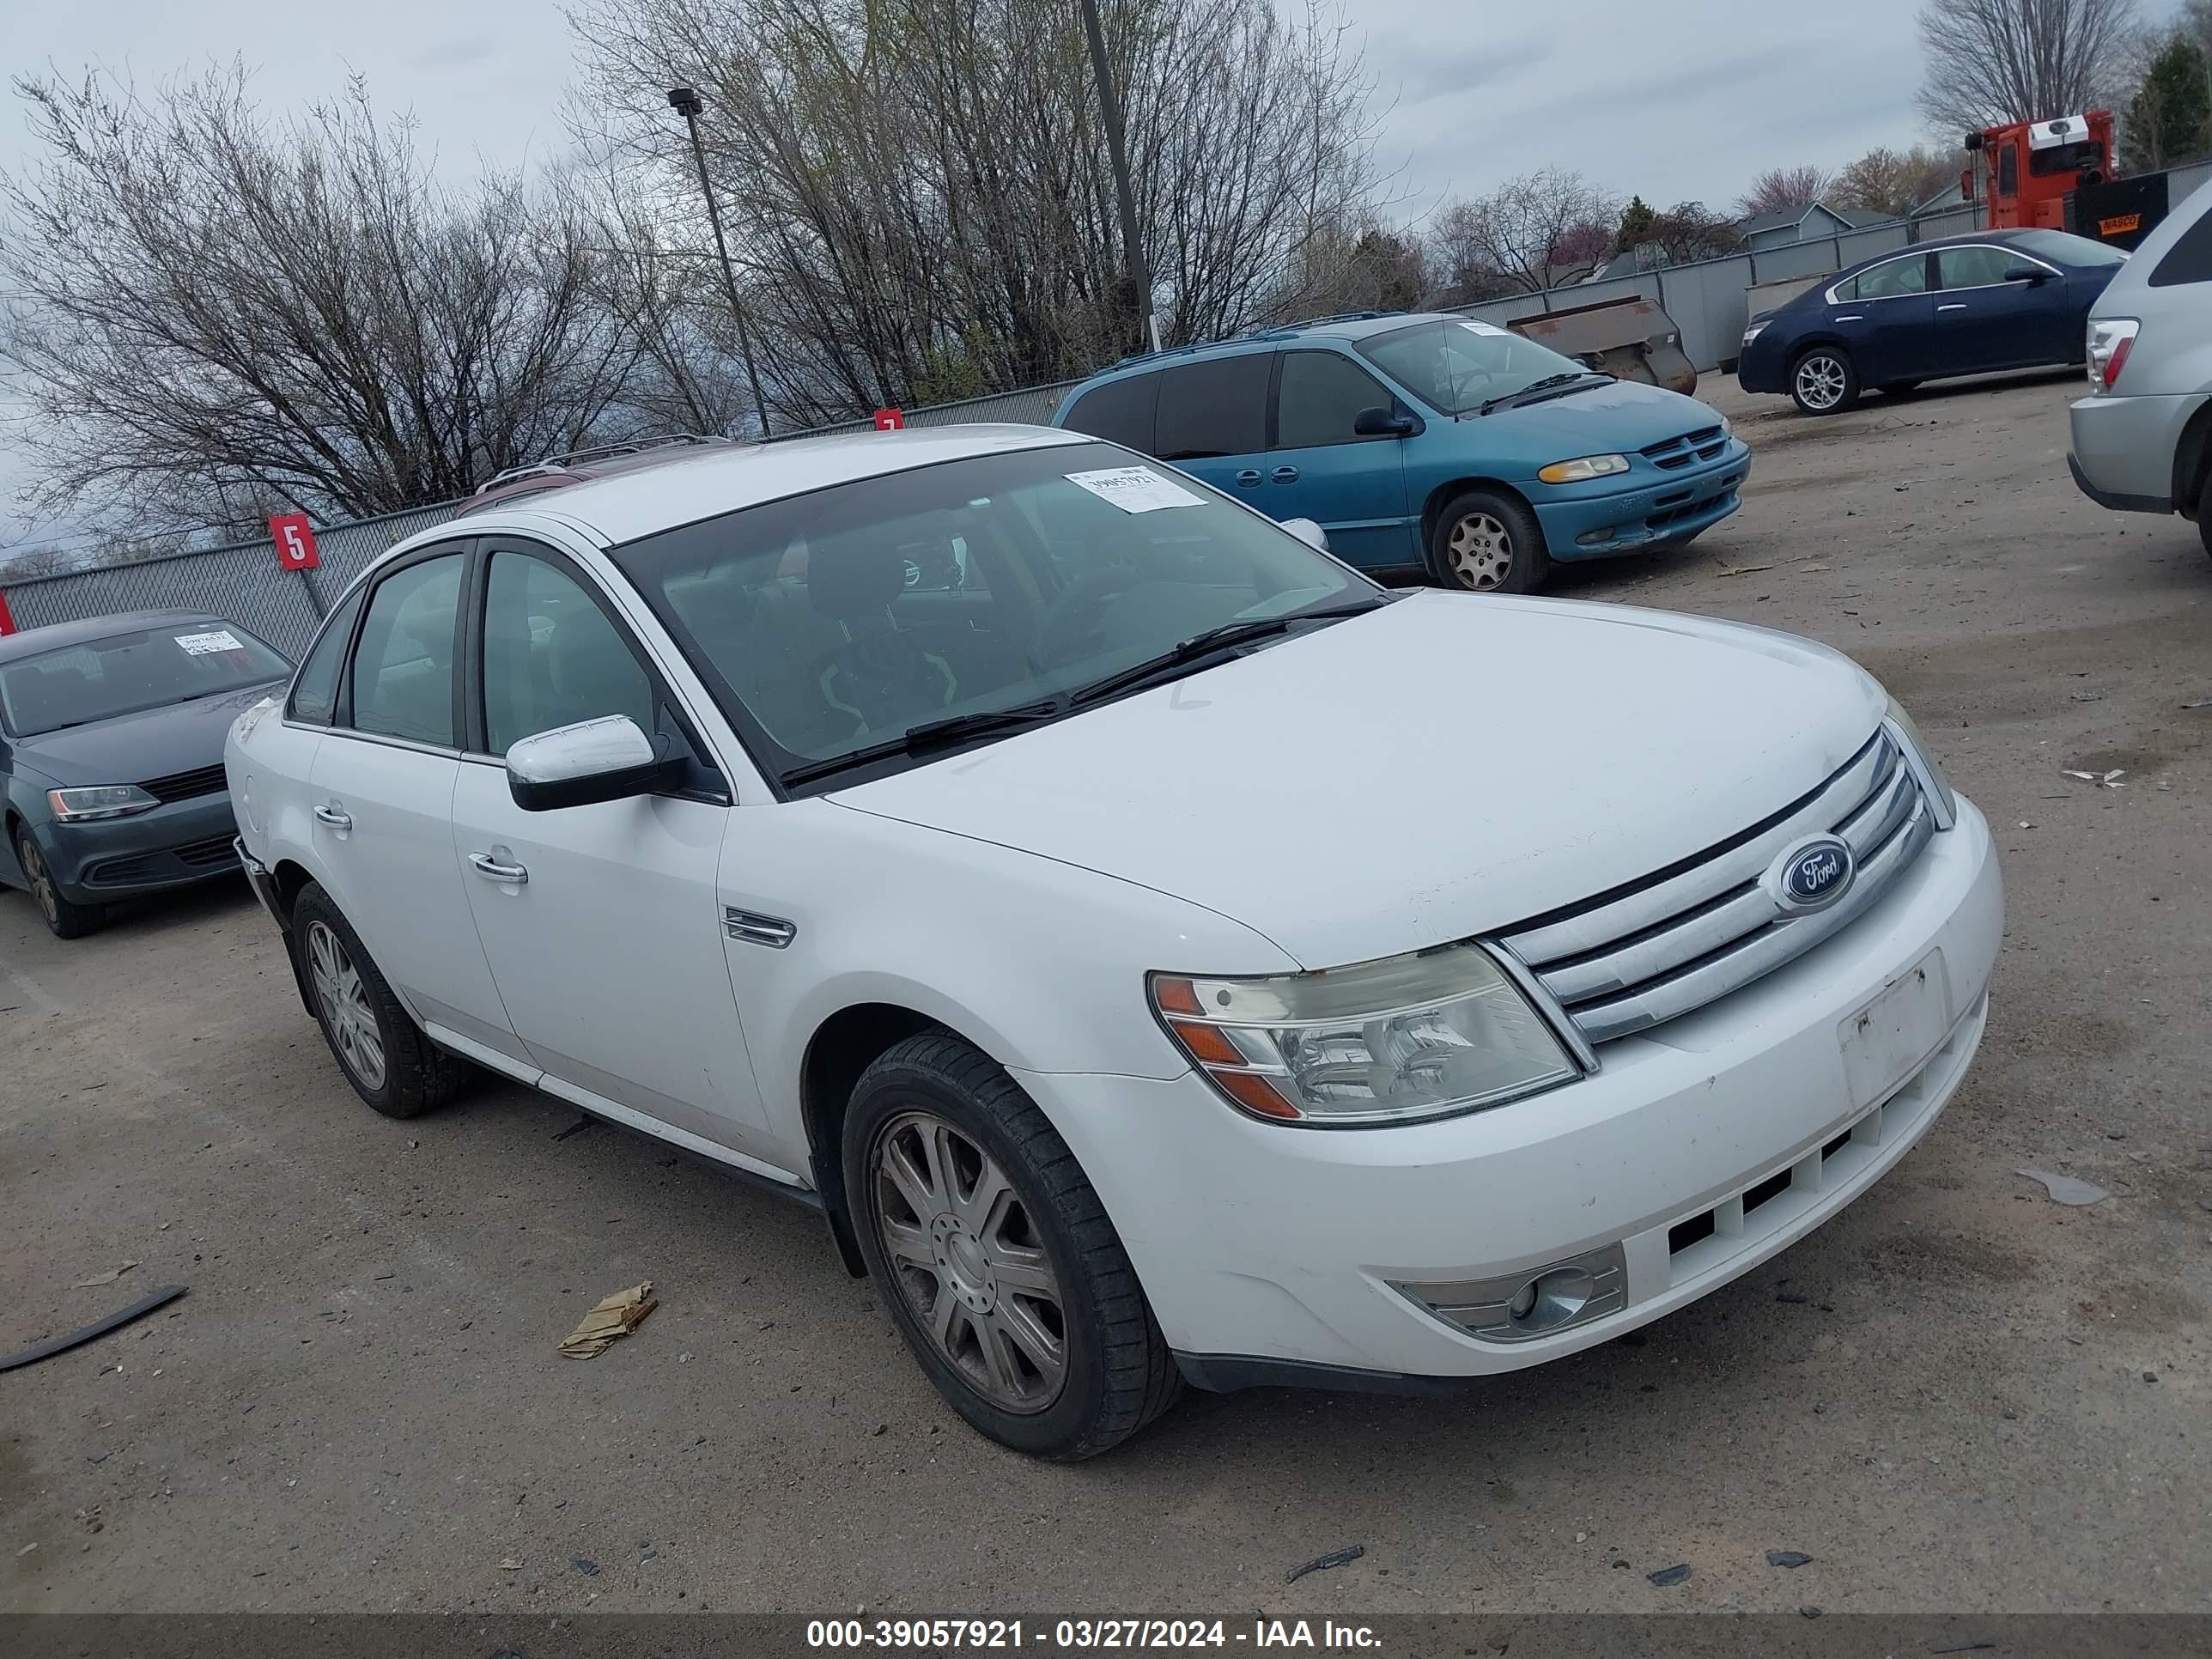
[1052,311,1750,592]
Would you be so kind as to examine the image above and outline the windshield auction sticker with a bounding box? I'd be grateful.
[173,630,246,655]
[1065,466,1203,514]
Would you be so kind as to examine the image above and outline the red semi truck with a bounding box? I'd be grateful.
[1962,112,2115,230]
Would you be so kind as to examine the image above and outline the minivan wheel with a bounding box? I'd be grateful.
[2197,470,2212,562]
[13,829,100,939]
[1431,489,1550,593]
[291,883,466,1119]
[1791,347,1859,415]
[844,1031,1182,1460]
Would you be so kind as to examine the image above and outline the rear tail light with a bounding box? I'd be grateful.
[2087,319,2139,390]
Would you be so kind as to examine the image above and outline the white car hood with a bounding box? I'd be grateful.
[831,592,1887,969]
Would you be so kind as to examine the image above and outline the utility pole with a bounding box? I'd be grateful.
[1078,0,1160,354]
[666,87,773,436]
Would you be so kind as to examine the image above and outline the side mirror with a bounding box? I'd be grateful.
[1352,405,1419,438]
[2004,266,2052,285]
[1280,518,1331,554]
[506,715,682,811]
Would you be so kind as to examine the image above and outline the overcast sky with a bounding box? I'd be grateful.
[0,0,2175,549]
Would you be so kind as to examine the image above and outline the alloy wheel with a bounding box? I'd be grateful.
[1447,512,1515,591]
[19,838,58,927]
[1795,355,1848,411]
[306,919,386,1091]
[870,1109,1068,1413]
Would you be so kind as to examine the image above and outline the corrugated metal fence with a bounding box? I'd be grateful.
[16,176,2206,657]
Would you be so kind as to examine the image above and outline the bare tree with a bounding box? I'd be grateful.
[1644,202,1742,263]
[1426,169,1621,295]
[0,544,70,579]
[565,0,1383,425]
[1917,0,2141,136]
[0,65,652,533]
[1832,144,1969,217]
[1738,165,1836,218]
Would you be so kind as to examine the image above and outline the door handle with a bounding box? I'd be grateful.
[468,852,529,885]
[1936,303,1967,313]
[1832,314,1864,323]
[1234,469,1262,486]
[313,805,352,830]
[1270,465,1299,483]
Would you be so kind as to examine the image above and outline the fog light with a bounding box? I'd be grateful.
[1393,1243,1627,1345]
[1515,1267,1598,1334]
[1508,1281,1538,1320]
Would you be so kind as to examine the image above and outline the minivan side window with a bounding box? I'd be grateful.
[1274,351,1395,449]
[1153,354,1270,460]
[2152,210,2212,287]
[288,586,365,725]
[1061,374,1161,451]
[349,553,465,747]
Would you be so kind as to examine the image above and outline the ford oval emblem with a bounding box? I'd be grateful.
[1766,834,1855,915]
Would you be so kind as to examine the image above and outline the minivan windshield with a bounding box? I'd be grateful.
[1358,319,1600,416]
[607,441,1382,792]
[0,622,292,738]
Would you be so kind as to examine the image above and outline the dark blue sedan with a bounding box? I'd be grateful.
[1737,228,2128,415]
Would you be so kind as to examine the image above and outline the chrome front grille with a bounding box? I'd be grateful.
[1496,731,1936,1045]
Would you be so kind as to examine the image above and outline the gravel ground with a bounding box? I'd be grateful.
[3,368,2207,1617]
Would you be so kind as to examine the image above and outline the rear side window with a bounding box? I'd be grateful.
[1154,354,1270,460]
[289,587,365,725]
[349,554,465,747]
[1275,351,1394,449]
[1061,374,1160,451]
[2152,210,2212,287]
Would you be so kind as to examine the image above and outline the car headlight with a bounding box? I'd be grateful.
[1741,322,1767,348]
[46,785,160,822]
[1885,697,1957,830]
[1536,453,1630,485]
[1151,945,1582,1127]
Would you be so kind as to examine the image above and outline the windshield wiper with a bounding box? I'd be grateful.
[1476,371,1612,416]
[780,698,1068,787]
[1068,601,1382,708]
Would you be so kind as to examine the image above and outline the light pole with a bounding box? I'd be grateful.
[666,86,773,436]
[1077,0,1159,354]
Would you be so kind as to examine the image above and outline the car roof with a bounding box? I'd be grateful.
[1061,311,1443,398]
[0,609,232,664]
[426,423,1094,550]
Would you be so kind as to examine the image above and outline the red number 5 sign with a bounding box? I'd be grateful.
[269,512,320,571]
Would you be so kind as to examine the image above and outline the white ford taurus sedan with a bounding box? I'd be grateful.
[226,424,2002,1458]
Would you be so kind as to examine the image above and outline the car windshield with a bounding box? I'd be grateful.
[0,622,292,738]
[1357,319,1595,416]
[2008,229,2128,268]
[606,441,1380,792]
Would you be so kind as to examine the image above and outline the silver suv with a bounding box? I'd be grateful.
[2069,180,2212,558]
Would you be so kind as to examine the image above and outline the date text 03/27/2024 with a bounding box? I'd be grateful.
[805,1620,1382,1650]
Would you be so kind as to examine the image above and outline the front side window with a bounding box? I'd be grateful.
[1357,320,1592,416]
[1854,255,1930,299]
[349,553,465,747]
[0,621,290,738]
[1275,351,1395,449]
[289,587,366,725]
[480,549,654,755]
[1153,354,1270,459]
[1936,246,2019,289]
[609,441,1376,792]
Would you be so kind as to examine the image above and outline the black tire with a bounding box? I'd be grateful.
[2198,467,2212,563]
[1429,489,1550,594]
[1877,380,1922,398]
[291,882,467,1119]
[843,1030,1182,1460]
[1790,345,1861,416]
[13,827,101,939]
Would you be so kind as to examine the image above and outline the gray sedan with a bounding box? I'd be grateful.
[0,609,292,938]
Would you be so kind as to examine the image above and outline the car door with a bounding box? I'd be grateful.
[1150,351,1273,501]
[1830,252,1937,383]
[448,538,775,1158]
[1933,244,2067,371]
[307,544,526,1065]
[1265,349,1417,567]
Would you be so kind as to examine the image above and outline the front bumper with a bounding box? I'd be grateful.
[1026,795,2002,1384]
[2067,390,2202,515]
[1530,439,1752,561]
[38,793,246,902]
